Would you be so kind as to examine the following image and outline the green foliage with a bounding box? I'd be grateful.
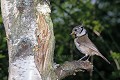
[92,20,103,33]
[111,52,120,60]
[0,16,8,80]
[0,54,5,58]
[111,70,120,80]
[0,15,3,23]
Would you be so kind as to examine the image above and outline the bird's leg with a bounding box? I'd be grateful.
[86,55,91,61]
[79,55,88,60]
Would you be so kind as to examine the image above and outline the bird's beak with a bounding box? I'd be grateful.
[70,31,75,35]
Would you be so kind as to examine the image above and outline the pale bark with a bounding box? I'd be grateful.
[1,0,93,80]
[1,0,42,80]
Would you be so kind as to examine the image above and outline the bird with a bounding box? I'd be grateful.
[71,25,110,64]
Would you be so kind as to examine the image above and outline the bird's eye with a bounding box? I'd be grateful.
[74,29,77,31]
[81,26,83,28]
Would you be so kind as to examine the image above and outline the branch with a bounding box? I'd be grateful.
[55,60,93,80]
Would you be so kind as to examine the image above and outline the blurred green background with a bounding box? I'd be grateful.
[0,0,120,80]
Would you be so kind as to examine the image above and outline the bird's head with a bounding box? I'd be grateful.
[71,25,87,37]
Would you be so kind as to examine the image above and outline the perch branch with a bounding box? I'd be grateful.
[55,60,93,80]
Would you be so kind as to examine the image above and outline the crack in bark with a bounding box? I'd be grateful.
[35,13,51,75]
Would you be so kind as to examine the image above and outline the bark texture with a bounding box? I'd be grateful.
[1,0,42,80]
[1,0,93,80]
[55,60,93,80]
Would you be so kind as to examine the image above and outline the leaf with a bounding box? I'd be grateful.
[0,54,5,58]
[111,52,120,59]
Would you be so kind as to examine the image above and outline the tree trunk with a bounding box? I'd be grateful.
[1,0,93,80]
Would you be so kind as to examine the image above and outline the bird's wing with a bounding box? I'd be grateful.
[80,41,110,64]
[80,38,100,53]
[77,37,110,64]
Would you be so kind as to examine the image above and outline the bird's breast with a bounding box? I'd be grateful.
[74,39,85,53]
[74,38,93,55]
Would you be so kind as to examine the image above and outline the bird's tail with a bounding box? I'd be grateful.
[98,54,110,64]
